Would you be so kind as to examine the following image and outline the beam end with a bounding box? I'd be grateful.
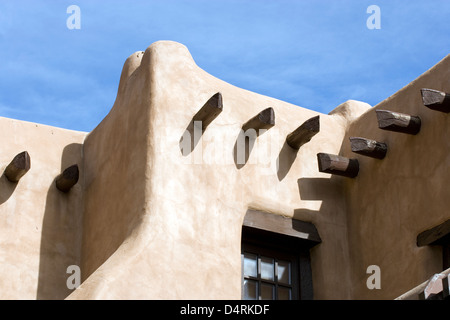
[55,164,79,193]
[317,153,359,178]
[242,107,275,132]
[350,137,387,159]
[421,88,450,113]
[4,151,31,183]
[376,109,421,135]
[192,92,223,129]
[286,115,320,150]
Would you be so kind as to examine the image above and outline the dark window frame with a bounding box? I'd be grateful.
[241,210,321,300]
[417,219,450,270]
[242,244,299,300]
[242,229,302,300]
[443,244,450,270]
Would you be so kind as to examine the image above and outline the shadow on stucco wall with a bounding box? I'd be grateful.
[233,132,257,170]
[36,143,83,300]
[179,119,202,156]
[0,172,18,205]
[276,141,298,181]
[295,175,352,299]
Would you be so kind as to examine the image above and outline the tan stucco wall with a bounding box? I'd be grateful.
[1,40,448,300]
[340,54,450,299]
[68,41,366,299]
[0,118,86,299]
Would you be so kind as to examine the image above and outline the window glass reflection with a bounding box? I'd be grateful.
[278,286,292,300]
[277,260,291,284]
[260,283,275,300]
[260,256,274,281]
[243,253,257,278]
[243,279,258,300]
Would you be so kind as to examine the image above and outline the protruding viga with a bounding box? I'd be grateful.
[286,115,320,150]
[55,164,79,193]
[317,153,359,178]
[376,110,421,135]
[4,151,31,183]
[421,88,450,113]
[349,137,387,159]
[242,107,275,133]
[192,92,223,130]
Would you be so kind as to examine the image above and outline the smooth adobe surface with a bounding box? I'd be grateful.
[0,40,448,300]
[68,41,368,299]
[341,54,450,299]
[0,118,86,299]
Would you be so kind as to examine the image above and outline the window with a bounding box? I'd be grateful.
[241,210,321,300]
[242,243,299,300]
[417,219,450,270]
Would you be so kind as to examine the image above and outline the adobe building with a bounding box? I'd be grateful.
[0,41,449,300]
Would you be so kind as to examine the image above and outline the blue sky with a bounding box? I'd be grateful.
[0,0,449,132]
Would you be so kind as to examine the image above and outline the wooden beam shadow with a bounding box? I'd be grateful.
[277,116,320,181]
[233,107,275,169]
[242,107,275,133]
[276,141,297,181]
[233,130,257,169]
[192,92,223,130]
[0,172,18,204]
[293,208,320,219]
[286,115,320,150]
[179,92,223,156]
[297,177,338,201]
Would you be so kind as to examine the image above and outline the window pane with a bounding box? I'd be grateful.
[277,260,291,284]
[260,283,275,300]
[243,253,257,278]
[260,256,274,281]
[243,279,258,300]
[278,286,292,300]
